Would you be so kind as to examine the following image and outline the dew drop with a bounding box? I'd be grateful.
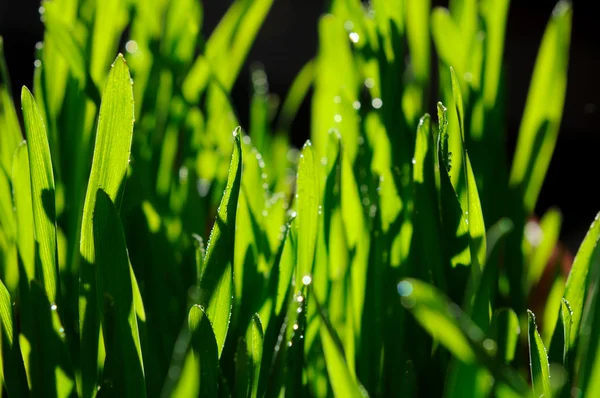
[302,275,312,286]
[125,40,139,54]
[50,303,58,311]
[34,60,42,68]
[349,32,360,43]
[293,323,299,331]
[365,78,375,88]
[353,101,361,110]
[372,98,383,109]
[333,96,341,104]
[334,114,342,123]
[412,158,416,165]
[397,281,413,297]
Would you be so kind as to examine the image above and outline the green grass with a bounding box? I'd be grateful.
[1,0,597,397]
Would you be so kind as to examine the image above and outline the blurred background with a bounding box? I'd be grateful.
[1,0,598,252]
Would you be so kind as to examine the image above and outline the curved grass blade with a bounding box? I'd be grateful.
[552,212,600,352]
[92,189,145,397]
[274,60,315,135]
[199,132,242,357]
[528,208,562,289]
[21,86,59,304]
[527,310,551,398]
[0,279,29,396]
[509,2,572,213]
[399,278,528,394]
[79,54,135,397]
[295,141,319,288]
[489,308,520,364]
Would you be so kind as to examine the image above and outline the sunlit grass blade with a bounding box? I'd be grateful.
[551,212,600,352]
[480,0,510,108]
[0,279,29,396]
[183,0,274,102]
[247,314,264,398]
[92,189,145,396]
[399,278,528,394]
[316,293,367,398]
[275,60,315,136]
[21,86,59,305]
[0,37,23,176]
[79,54,135,397]
[528,208,562,289]
[170,305,219,397]
[199,132,242,357]
[11,143,35,285]
[509,1,572,213]
[295,141,319,287]
[527,310,551,398]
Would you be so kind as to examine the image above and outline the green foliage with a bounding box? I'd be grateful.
[0,0,594,397]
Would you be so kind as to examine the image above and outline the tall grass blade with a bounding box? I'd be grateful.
[527,310,551,398]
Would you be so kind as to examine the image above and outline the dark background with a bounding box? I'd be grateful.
[1,0,597,252]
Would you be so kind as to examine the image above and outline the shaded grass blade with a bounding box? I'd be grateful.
[527,310,551,398]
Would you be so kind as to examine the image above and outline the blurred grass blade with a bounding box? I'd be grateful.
[480,0,510,107]
[90,0,128,84]
[400,278,528,394]
[406,0,430,86]
[528,208,562,289]
[199,132,242,357]
[79,54,135,397]
[93,189,146,396]
[183,0,274,102]
[275,60,315,135]
[0,279,29,396]
[489,308,520,363]
[527,310,551,398]
[21,86,59,304]
[295,141,319,287]
[509,2,572,213]
[552,212,600,352]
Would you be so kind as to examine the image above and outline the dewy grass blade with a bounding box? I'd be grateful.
[79,54,135,397]
[93,189,146,397]
[527,310,551,398]
[247,313,264,398]
[0,37,23,175]
[552,212,600,352]
[199,132,242,357]
[0,279,29,396]
[295,141,319,288]
[21,86,59,305]
[509,2,572,213]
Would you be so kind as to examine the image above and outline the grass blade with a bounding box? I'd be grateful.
[489,308,520,364]
[509,1,572,213]
[79,54,135,397]
[528,208,562,289]
[527,310,551,398]
[93,189,145,396]
[21,86,59,304]
[199,132,242,357]
[0,279,29,396]
[295,141,319,287]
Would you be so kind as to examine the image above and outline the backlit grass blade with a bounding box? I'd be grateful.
[548,299,572,370]
[399,278,528,394]
[552,212,600,350]
[0,279,29,396]
[295,141,319,287]
[0,37,22,176]
[509,1,572,213]
[90,0,128,84]
[11,143,35,285]
[450,68,486,269]
[480,0,510,108]
[275,60,315,136]
[248,314,264,398]
[183,0,274,102]
[21,86,59,305]
[317,294,367,398]
[170,305,219,397]
[92,189,145,396]
[199,132,242,357]
[527,310,551,398]
[406,0,430,86]
[79,54,135,397]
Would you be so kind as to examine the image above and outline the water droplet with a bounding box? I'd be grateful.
[320,157,328,166]
[397,281,413,296]
[412,158,416,165]
[372,98,383,109]
[334,96,341,104]
[34,60,41,68]
[353,101,361,110]
[344,21,354,31]
[483,339,496,352]
[365,78,375,88]
[125,40,138,54]
[242,135,251,145]
[39,6,45,14]
[349,32,360,43]
[35,42,43,50]
[318,205,322,215]
[334,114,342,123]
[262,210,268,217]
[50,303,57,311]
[464,72,473,82]
[302,275,312,286]
[357,136,365,145]
[179,166,189,182]
[293,323,299,330]
[525,220,543,247]
[288,341,293,347]
[296,295,304,303]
